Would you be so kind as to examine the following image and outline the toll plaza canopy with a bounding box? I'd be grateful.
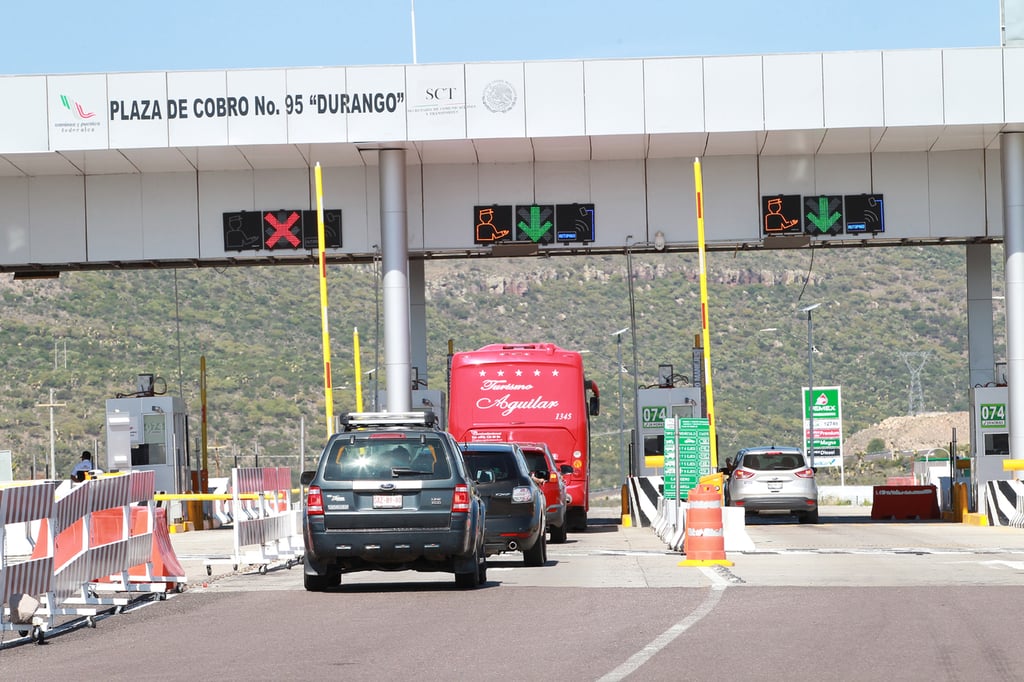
[0,47,1022,274]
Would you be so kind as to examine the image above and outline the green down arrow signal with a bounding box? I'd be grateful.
[806,196,842,233]
[517,205,553,242]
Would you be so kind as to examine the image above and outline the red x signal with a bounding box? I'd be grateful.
[264,211,301,248]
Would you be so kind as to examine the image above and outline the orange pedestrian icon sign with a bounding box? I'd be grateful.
[761,195,802,235]
[474,205,513,244]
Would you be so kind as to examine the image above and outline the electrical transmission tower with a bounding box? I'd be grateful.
[899,351,930,416]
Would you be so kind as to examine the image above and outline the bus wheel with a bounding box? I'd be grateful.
[568,508,588,532]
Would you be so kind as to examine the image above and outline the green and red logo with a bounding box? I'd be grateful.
[60,94,95,119]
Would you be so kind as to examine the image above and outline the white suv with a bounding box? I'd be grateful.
[726,446,819,523]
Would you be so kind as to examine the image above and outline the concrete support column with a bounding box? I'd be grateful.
[380,148,411,413]
[409,258,428,388]
[1001,132,1024,465]
[966,243,995,388]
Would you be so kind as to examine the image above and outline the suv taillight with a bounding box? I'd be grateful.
[732,468,755,480]
[306,485,324,515]
[794,467,816,479]
[512,486,533,503]
[452,483,470,513]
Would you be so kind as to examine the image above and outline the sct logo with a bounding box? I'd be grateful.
[425,87,458,100]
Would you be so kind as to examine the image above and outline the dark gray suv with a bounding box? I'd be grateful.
[300,411,487,590]
[459,442,547,567]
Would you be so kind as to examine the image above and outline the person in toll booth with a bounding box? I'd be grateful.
[70,450,94,482]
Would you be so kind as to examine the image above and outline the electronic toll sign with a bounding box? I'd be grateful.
[760,194,884,237]
[223,209,342,251]
[515,204,556,244]
[473,203,595,245]
[804,195,843,236]
[555,203,596,242]
[473,205,514,244]
[762,195,802,235]
[843,194,885,234]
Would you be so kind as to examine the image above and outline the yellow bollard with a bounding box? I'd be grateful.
[699,472,726,504]
[620,482,632,527]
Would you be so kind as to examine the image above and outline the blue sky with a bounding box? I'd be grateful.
[1,0,1002,75]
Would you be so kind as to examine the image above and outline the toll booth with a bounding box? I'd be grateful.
[634,386,703,477]
[969,385,1009,491]
[105,393,190,494]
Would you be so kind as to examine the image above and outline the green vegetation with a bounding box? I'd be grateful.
[0,244,1003,489]
[816,454,917,486]
[865,437,887,454]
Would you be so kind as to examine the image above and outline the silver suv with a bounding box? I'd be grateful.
[300,411,487,590]
[726,445,819,523]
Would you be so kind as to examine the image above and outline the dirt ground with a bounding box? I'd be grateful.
[843,411,969,455]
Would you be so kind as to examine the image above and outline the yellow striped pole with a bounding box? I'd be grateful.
[693,158,719,469]
[315,163,334,437]
[354,327,364,412]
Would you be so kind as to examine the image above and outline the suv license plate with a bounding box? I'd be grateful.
[767,482,783,491]
[373,494,403,509]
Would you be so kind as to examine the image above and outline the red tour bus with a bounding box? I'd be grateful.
[447,343,600,531]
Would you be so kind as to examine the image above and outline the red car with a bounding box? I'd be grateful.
[517,442,573,543]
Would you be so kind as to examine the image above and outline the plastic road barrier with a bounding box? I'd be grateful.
[871,484,941,520]
[626,476,663,528]
[1,480,56,642]
[985,480,1024,527]
[202,467,303,576]
[1,471,188,643]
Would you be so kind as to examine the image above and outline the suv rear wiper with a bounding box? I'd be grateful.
[391,467,433,477]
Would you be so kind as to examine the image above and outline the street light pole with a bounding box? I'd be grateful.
[800,303,821,467]
[612,327,630,480]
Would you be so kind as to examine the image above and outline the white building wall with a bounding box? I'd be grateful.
[0,47,1020,267]
[0,148,1006,265]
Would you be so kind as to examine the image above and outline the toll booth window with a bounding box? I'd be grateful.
[144,414,166,443]
[131,444,149,465]
[132,443,167,465]
[671,403,695,419]
[644,435,664,459]
[985,433,1009,455]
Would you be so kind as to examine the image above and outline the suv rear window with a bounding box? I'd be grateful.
[321,435,452,481]
[741,452,802,471]
[461,450,518,482]
[520,451,547,472]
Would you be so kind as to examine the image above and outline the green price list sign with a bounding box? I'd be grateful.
[664,417,710,498]
[663,417,677,497]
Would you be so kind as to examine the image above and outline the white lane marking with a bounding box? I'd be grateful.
[980,560,1024,570]
[597,582,726,682]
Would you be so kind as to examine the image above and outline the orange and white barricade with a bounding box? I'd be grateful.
[34,471,186,628]
[203,467,302,576]
[1,481,56,642]
[2,472,187,644]
[90,470,187,596]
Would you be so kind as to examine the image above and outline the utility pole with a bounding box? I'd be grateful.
[899,351,930,416]
[36,388,66,479]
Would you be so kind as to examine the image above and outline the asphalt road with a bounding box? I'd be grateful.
[3,506,1023,681]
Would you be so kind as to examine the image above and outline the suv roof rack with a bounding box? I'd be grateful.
[340,410,438,431]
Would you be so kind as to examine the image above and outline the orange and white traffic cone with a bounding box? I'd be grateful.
[679,483,734,567]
